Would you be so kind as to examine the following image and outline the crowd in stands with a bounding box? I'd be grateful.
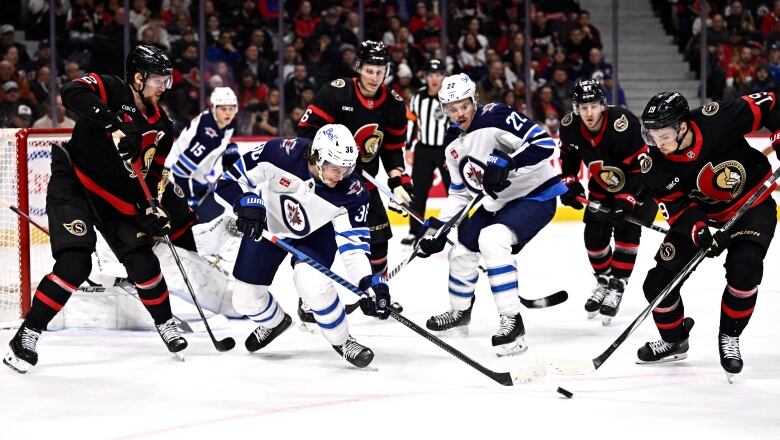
[654,0,780,100]
[1,0,619,136]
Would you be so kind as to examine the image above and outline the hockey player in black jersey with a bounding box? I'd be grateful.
[637,91,778,381]
[3,45,187,374]
[297,40,409,314]
[558,79,658,324]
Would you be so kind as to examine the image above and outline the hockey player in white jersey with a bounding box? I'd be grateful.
[214,124,391,368]
[166,87,237,222]
[416,73,568,355]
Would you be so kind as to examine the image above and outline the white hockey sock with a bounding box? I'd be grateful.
[448,243,480,310]
[232,280,284,328]
[479,224,521,316]
[294,264,349,345]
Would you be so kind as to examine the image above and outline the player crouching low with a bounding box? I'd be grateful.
[214,124,391,368]
[416,74,568,356]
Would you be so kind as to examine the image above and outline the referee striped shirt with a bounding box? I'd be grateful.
[409,86,449,148]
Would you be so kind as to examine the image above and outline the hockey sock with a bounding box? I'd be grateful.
[233,280,284,328]
[448,243,480,310]
[611,240,639,278]
[294,264,348,344]
[124,251,172,325]
[369,241,388,276]
[25,250,92,330]
[479,225,521,316]
[720,285,757,337]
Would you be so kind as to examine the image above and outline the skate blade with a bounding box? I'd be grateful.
[298,321,318,333]
[173,351,185,362]
[586,310,598,319]
[601,316,614,326]
[725,371,739,384]
[432,326,469,338]
[495,336,528,357]
[3,353,32,374]
[636,352,688,364]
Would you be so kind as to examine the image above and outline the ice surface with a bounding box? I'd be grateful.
[1,224,779,439]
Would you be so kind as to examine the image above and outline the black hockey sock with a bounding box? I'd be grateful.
[370,241,388,276]
[652,296,686,342]
[134,272,173,325]
[586,245,612,275]
[25,250,92,330]
[720,285,758,337]
[611,241,639,279]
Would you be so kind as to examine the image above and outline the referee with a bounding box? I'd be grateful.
[402,59,451,245]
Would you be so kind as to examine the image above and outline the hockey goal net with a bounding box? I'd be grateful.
[0,128,70,323]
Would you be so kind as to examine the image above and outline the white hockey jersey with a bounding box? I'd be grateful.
[214,137,372,282]
[440,103,567,220]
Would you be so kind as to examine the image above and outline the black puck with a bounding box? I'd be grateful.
[556,386,573,399]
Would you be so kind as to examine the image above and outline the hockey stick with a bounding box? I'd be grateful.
[125,155,236,352]
[575,195,669,234]
[544,167,780,375]
[261,229,545,386]
[362,171,567,309]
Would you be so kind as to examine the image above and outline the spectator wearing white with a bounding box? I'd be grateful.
[33,96,75,129]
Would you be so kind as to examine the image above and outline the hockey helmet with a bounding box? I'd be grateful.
[439,73,477,114]
[312,124,359,182]
[424,59,446,74]
[210,87,238,112]
[572,79,606,115]
[357,40,389,67]
[126,45,172,90]
[640,91,689,146]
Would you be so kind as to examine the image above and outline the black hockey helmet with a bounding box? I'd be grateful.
[640,91,689,146]
[424,59,446,74]
[126,45,172,89]
[357,40,389,67]
[572,79,606,114]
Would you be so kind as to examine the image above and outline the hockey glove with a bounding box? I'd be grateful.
[388,174,414,216]
[483,150,515,199]
[559,175,585,209]
[608,194,637,226]
[771,129,780,160]
[135,199,171,237]
[114,120,143,163]
[233,192,266,240]
[358,275,391,319]
[416,217,447,258]
[693,222,729,258]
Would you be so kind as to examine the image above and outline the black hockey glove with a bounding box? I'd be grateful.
[559,175,585,209]
[233,192,266,240]
[693,222,729,258]
[115,120,143,163]
[387,174,414,216]
[358,275,391,319]
[483,150,515,199]
[416,217,447,258]
[135,199,171,237]
[607,194,637,226]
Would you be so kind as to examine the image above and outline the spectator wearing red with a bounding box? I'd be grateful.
[724,44,758,99]
[578,10,602,49]
[238,70,269,111]
[760,0,780,36]
[294,1,319,39]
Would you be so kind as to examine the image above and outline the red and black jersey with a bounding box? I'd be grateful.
[639,92,779,236]
[61,73,174,217]
[559,106,649,202]
[297,77,407,179]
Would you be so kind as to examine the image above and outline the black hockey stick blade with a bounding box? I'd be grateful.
[519,290,568,309]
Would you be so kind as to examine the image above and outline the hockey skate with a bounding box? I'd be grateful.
[3,323,42,374]
[718,333,743,383]
[425,297,474,336]
[297,298,317,332]
[600,277,626,326]
[585,274,610,319]
[156,318,188,361]
[332,335,374,368]
[492,313,528,356]
[400,234,418,246]
[245,313,292,352]
[637,317,695,364]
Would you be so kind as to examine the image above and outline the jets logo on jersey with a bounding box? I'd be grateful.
[588,160,626,192]
[482,103,498,114]
[459,157,486,192]
[281,139,297,155]
[347,180,364,196]
[354,123,384,163]
[613,114,629,132]
[63,220,87,236]
[123,130,164,178]
[280,195,310,236]
[692,160,746,203]
[204,127,218,138]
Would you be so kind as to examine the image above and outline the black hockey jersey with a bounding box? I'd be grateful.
[61,73,174,216]
[296,77,407,180]
[559,106,648,200]
[639,92,779,234]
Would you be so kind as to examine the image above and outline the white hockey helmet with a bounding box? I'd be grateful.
[312,124,358,181]
[210,87,237,112]
[439,73,477,113]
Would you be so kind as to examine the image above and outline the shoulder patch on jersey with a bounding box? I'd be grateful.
[63,220,88,237]
[702,102,719,116]
[331,79,346,88]
[391,89,404,101]
[204,126,219,139]
[280,195,311,236]
[347,179,364,196]
[280,138,297,155]
[482,103,499,114]
[659,242,675,261]
[173,183,185,198]
[613,114,629,132]
[561,111,573,127]
[640,154,653,173]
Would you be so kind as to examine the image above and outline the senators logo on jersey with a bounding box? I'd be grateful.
[692,160,746,203]
[122,130,164,178]
[588,160,626,192]
[353,123,384,163]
